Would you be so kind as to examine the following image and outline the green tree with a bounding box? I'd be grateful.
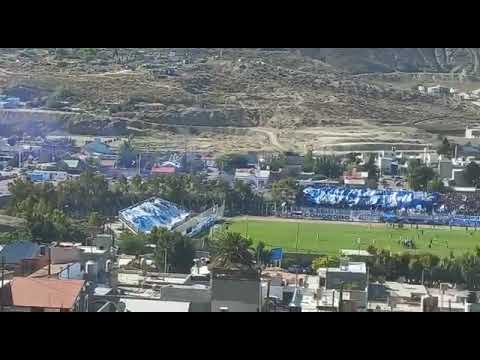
[118,140,137,168]
[215,154,249,173]
[314,156,344,178]
[363,156,379,181]
[427,176,446,193]
[437,137,454,157]
[46,86,73,109]
[303,149,314,173]
[268,153,287,171]
[255,241,271,266]
[408,165,435,191]
[271,178,298,206]
[148,227,195,273]
[311,255,340,271]
[210,231,256,270]
[465,161,480,188]
[119,232,146,256]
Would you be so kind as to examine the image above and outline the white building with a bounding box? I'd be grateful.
[427,85,451,96]
[234,168,271,189]
[465,127,480,139]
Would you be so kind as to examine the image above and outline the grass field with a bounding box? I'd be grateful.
[226,217,480,258]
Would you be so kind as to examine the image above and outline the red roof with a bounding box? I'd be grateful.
[151,165,176,174]
[5,277,85,310]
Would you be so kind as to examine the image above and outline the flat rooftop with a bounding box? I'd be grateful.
[340,249,373,257]
[318,262,367,275]
[384,281,428,299]
[120,298,190,312]
[77,246,107,254]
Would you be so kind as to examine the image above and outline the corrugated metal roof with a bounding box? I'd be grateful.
[63,160,80,168]
[6,277,85,309]
[0,241,40,264]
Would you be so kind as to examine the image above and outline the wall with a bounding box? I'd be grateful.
[211,300,259,312]
[51,247,81,264]
[16,256,49,276]
[160,286,211,312]
[211,277,261,312]
[326,272,367,291]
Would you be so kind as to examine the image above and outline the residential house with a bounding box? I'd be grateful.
[59,159,87,175]
[0,277,86,312]
[0,241,41,271]
[234,168,270,189]
[343,168,369,186]
[427,85,451,97]
[151,163,176,176]
[83,138,115,158]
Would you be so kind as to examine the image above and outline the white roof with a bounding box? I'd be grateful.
[235,168,254,177]
[120,299,190,312]
[256,170,270,179]
[320,262,367,274]
[78,246,107,254]
[384,281,427,299]
[340,249,373,257]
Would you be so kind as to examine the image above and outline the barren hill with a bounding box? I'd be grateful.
[0,48,479,153]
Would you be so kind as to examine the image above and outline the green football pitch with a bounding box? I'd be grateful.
[226,217,480,257]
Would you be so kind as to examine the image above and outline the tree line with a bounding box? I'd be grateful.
[312,245,480,290]
[5,171,282,243]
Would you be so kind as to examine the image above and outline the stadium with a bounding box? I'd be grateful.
[119,197,224,237]
[299,186,480,228]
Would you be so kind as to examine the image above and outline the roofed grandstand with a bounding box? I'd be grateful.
[298,185,480,227]
[119,197,223,236]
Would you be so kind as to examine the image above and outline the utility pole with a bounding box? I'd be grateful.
[48,247,52,277]
[338,282,344,313]
[265,280,271,312]
[1,256,5,312]
[137,153,141,176]
[164,249,168,274]
[295,222,300,287]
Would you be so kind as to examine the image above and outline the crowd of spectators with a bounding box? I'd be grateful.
[440,192,480,216]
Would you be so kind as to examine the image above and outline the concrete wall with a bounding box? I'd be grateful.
[160,286,211,312]
[211,278,261,312]
[326,272,367,291]
[51,247,81,264]
[94,235,113,252]
[438,161,453,179]
[211,300,259,312]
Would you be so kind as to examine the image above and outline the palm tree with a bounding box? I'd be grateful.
[209,231,257,271]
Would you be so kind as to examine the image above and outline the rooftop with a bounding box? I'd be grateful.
[318,262,367,275]
[3,277,85,309]
[340,249,373,257]
[120,298,190,312]
[28,263,74,278]
[384,281,428,299]
[62,159,80,169]
[77,246,107,255]
[0,240,40,265]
